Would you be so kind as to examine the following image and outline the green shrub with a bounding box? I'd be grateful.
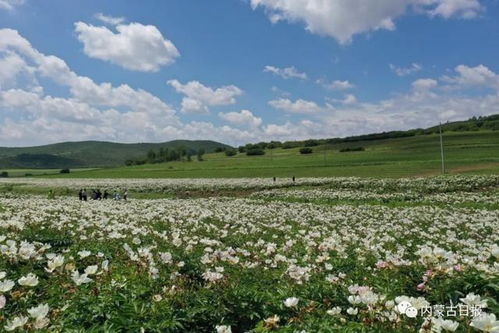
[225,149,237,157]
[300,147,313,154]
[340,147,365,152]
[246,149,265,156]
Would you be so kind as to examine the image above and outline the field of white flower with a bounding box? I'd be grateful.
[0,176,497,332]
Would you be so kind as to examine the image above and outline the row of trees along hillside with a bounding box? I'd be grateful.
[234,114,499,152]
[126,147,205,166]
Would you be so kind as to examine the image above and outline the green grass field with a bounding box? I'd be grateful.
[1,168,96,177]
[29,131,498,179]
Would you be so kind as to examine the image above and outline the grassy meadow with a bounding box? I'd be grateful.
[27,131,499,179]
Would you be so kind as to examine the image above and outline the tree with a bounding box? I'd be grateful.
[147,149,157,163]
[246,148,265,156]
[0,171,8,178]
[225,149,237,157]
[197,148,205,161]
[304,139,319,147]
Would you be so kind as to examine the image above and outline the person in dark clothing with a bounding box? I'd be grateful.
[96,189,102,200]
[82,189,87,201]
[273,177,276,182]
[103,190,109,199]
[78,189,83,201]
[292,176,295,182]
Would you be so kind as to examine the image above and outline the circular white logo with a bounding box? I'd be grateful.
[397,301,412,314]
[405,307,418,318]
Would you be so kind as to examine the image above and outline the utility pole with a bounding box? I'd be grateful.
[323,144,327,167]
[439,122,445,174]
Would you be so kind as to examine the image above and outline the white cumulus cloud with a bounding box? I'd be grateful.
[94,13,126,26]
[443,64,499,88]
[250,0,484,44]
[0,0,24,10]
[219,110,263,128]
[342,94,357,105]
[423,0,483,19]
[318,79,355,90]
[390,63,422,76]
[168,80,243,114]
[412,78,438,91]
[269,98,333,114]
[74,21,179,72]
[264,65,307,80]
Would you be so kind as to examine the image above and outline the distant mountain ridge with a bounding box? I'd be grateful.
[0,140,232,169]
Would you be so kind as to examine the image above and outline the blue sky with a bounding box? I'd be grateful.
[0,0,498,146]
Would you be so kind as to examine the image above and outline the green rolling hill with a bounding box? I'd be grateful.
[0,140,232,169]
[38,130,499,178]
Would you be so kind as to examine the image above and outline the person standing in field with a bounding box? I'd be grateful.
[123,189,128,201]
[82,189,87,201]
[78,189,83,201]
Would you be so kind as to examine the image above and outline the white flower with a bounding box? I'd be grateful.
[28,303,49,319]
[71,271,93,286]
[441,319,459,332]
[264,315,280,327]
[152,294,162,302]
[18,273,39,287]
[202,270,223,283]
[0,295,6,309]
[284,297,299,308]
[84,265,99,275]
[347,307,358,315]
[102,260,109,271]
[160,252,173,264]
[460,293,488,308]
[77,250,91,259]
[216,325,232,333]
[0,271,6,279]
[46,255,64,272]
[432,317,459,332]
[4,316,28,331]
[34,317,50,329]
[0,280,15,292]
[327,307,342,315]
[470,314,499,332]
